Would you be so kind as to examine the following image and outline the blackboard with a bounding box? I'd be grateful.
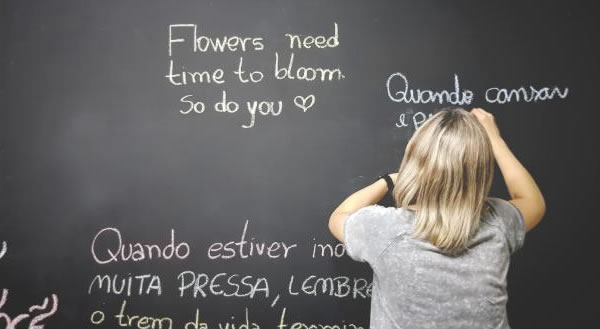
[1,1,599,328]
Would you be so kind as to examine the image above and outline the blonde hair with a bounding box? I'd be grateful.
[392,108,494,255]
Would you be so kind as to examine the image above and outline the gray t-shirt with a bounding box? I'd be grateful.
[344,197,526,329]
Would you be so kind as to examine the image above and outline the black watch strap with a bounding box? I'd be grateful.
[378,174,395,191]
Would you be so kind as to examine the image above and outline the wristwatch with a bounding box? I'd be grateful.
[377,174,395,192]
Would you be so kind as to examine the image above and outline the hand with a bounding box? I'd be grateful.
[470,107,502,142]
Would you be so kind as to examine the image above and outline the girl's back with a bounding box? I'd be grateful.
[345,197,526,329]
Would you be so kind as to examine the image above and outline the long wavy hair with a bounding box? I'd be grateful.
[392,108,494,255]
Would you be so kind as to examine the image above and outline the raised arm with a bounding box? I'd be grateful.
[328,174,395,242]
[471,108,546,232]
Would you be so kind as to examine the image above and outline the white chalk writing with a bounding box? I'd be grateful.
[386,73,473,105]
[0,241,6,260]
[207,220,297,260]
[91,228,190,264]
[178,271,269,299]
[288,275,372,299]
[485,85,568,104]
[88,273,162,296]
[278,307,364,329]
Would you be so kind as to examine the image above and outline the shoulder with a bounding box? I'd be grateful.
[346,204,412,232]
[483,197,527,253]
[484,197,523,221]
[344,204,411,263]
[348,204,405,221]
[483,197,515,226]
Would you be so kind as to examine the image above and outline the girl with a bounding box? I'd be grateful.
[329,107,545,329]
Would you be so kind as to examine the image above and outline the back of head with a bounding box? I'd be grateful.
[392,108,494,255]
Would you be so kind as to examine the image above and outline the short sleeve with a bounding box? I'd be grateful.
[487,197,527,254]
[343,205,402,263]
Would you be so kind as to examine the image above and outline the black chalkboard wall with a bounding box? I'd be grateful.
[1,0,599,328]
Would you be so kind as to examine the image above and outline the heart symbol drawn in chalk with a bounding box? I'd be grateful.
[0,241,6,260]
[294,95,315,112]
